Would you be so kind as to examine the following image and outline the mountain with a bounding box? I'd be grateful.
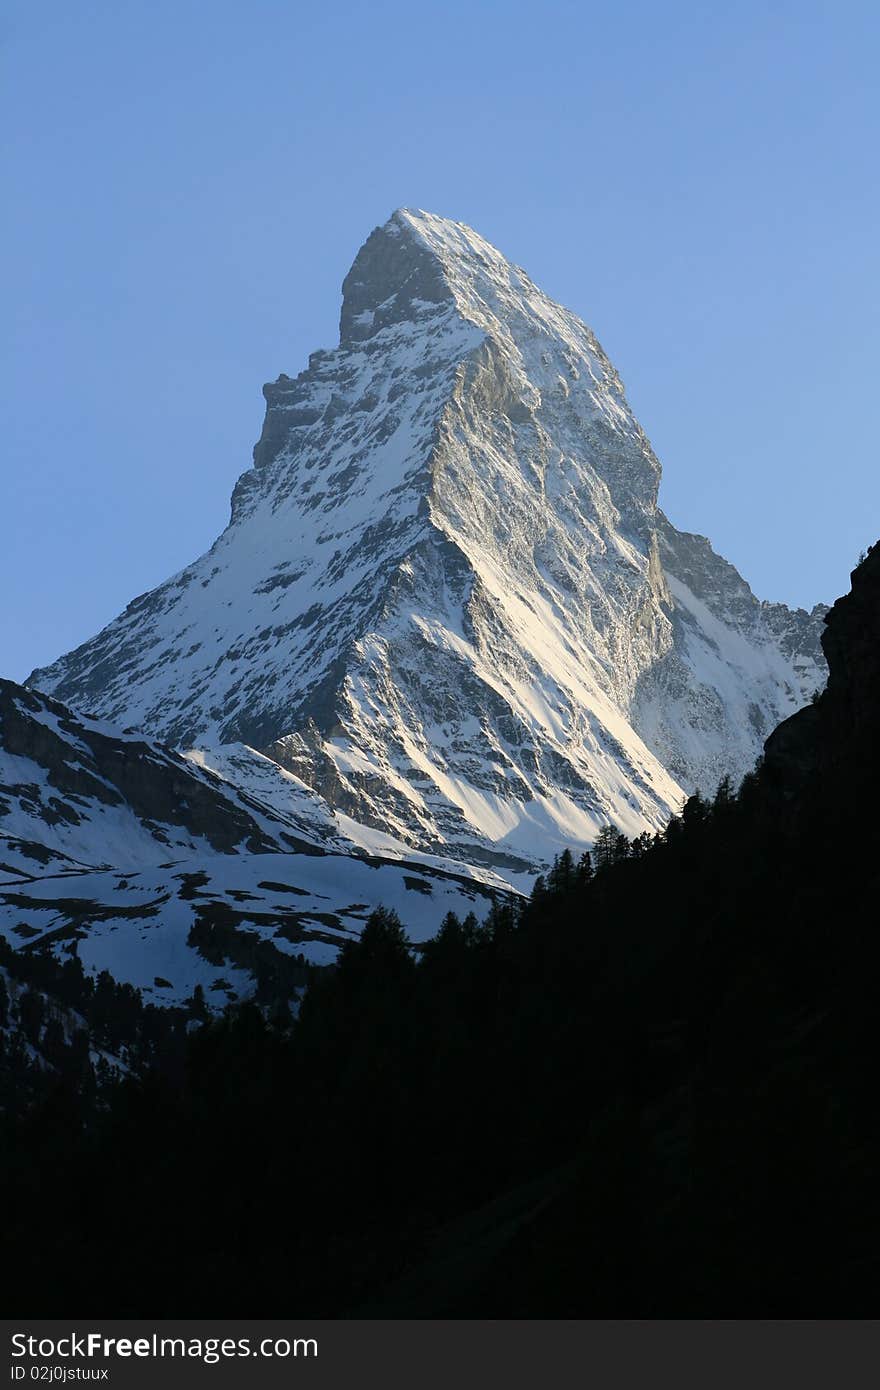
[28,209,827,876]
[0,679,501,1005]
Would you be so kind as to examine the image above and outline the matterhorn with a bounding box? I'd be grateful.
[29,209,826,880]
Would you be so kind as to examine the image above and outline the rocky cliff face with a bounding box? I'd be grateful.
[0,679,279,873]
[634,514,828,793]
[29,209,827,875]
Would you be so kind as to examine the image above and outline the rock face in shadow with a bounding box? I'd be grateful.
[0,679,275,856]
[764,542,879,795]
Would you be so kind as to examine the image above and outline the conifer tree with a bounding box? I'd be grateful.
[547,848,575,893]
[593,825,618,871]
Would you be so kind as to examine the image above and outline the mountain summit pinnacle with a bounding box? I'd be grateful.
[339,210,454,342]
[340,209,564,345]
[28,210,827,877]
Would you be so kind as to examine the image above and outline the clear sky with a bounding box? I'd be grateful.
[2,0,877,682]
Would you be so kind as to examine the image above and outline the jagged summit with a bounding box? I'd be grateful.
[340,210,658,518]
[339,210,454,343]
[28,210,827,877]
[343,208,581,343]
[341,209,531,331]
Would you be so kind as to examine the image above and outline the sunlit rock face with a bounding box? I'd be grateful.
[29,209,826,877]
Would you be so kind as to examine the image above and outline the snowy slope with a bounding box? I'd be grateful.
[29,209,826,875]
[0,680,503,1005]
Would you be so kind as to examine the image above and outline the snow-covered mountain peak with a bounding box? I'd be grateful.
[28,211,827,878]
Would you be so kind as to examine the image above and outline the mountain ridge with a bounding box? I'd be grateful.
[0,677,502,1005]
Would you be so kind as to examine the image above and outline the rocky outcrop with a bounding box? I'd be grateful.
[764,542,879,794]
[0,680,276,856]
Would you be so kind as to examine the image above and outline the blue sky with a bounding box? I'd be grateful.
[2,0,877,681]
